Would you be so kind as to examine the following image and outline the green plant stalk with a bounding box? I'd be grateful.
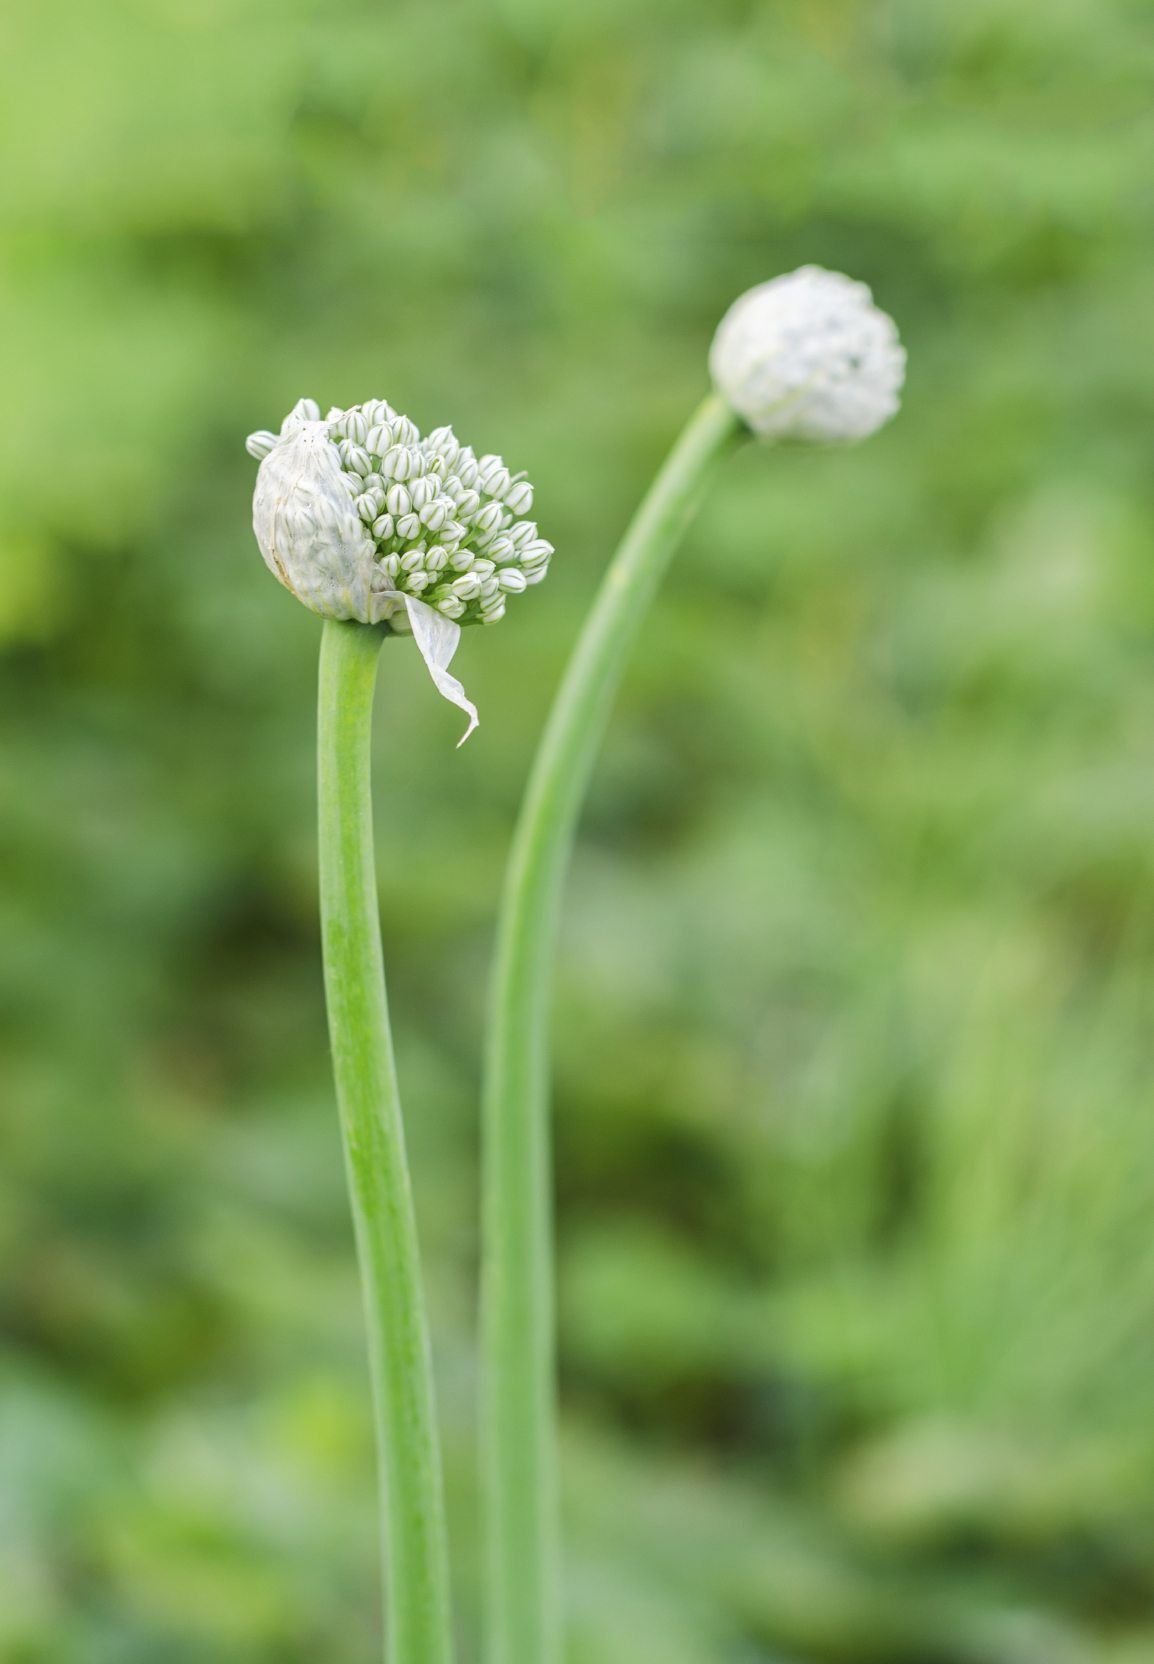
[317,618,455,1664]
[480,393,744,1664]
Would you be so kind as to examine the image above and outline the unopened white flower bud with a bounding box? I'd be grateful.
[474,503,505,540]
[339,442,372,477]
[709,265,905,443]
[383,446,413,480]
[245,430,278,461]
[420,501,451,531]
[480,462,513,498]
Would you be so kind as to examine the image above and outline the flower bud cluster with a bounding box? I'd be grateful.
[247,397,552,630]
[709,266,905,443]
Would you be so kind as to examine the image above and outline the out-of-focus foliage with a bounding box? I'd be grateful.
[2,0,1154,1659]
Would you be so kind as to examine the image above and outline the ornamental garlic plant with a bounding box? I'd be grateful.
[245,395,554,1664]
[480,268,904,1664]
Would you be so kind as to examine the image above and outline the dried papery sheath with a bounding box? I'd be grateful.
[252,405,378,619]
[709,265,905,442]
[247,397,554,743]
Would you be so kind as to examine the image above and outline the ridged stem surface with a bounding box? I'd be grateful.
[480,395,743,1664]
[318,617,455,1664]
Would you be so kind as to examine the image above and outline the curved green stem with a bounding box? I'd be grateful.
[480,394,744,1664]
[317,617,455,1664]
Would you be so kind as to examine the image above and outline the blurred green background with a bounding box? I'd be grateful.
[3,0,1154,1659]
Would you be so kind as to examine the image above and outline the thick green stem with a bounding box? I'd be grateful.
[317,618,455,1664]
[480,394,744,1664]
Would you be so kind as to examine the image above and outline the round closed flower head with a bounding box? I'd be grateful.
[247,397,554,742]
[709,266,905,443]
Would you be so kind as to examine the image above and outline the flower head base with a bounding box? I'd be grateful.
[709,266,905,443]
[247,398,554,742]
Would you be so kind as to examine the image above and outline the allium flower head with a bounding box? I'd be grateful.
[246,398,554,742]
[709,266,905,443]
